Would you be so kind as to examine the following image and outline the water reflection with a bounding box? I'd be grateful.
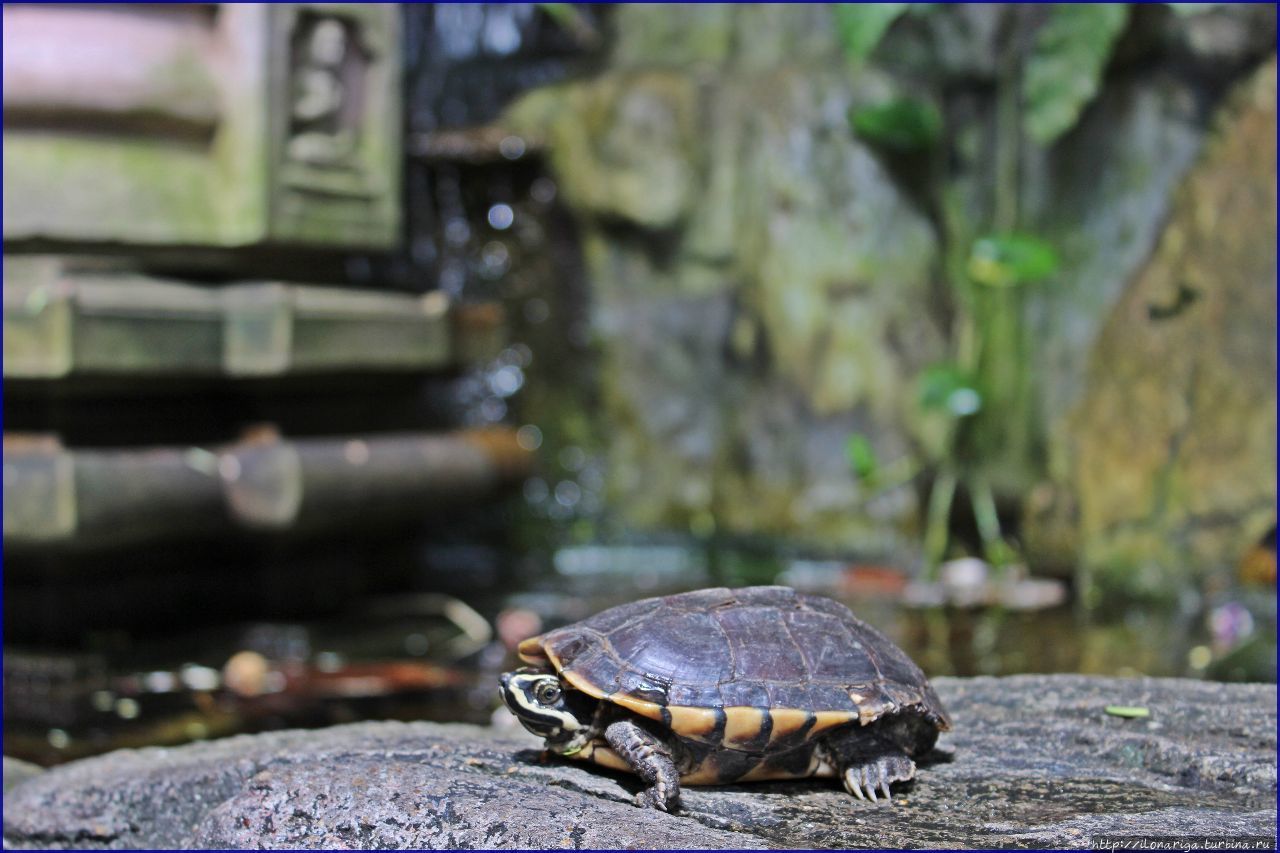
[6,539,1271,768]
[4,595,495,766]
[511,542,1276,684]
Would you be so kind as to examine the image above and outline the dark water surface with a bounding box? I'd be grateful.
[5,541,1273,768]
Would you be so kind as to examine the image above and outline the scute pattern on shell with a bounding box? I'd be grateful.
[519,586,951,732]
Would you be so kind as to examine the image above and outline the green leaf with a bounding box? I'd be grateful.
[967,234,1060,288]
[833,3,910,62]
[1023,4,1130,145]
[846,434,880,483]
[1105,705,1151,719]
[918,364,983,417]
[850,98,943,151]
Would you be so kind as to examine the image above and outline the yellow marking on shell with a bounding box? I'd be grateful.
[571,740,632,774]
[517,636,549,665]
[722,706,766,745]
[542,643,664,720]
[767,708,810,744]
[539,648,603,697]
[668,705,719,737]
[604,690,664,722]
[683,749,836,785]
[555,666,607,700]
[678,765,723,785]
[809,710,854,735]
[738,760,826,783]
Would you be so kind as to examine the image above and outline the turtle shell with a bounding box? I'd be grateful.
[518,586,950,748]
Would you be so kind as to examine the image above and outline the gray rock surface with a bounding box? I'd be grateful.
[4,675,1275,849]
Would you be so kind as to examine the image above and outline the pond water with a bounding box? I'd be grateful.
[5,536,1272,768]
[512,541,1277,682]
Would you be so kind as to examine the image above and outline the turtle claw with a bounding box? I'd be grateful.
[634,783,677,812]
[876,763,893,801]
[842,753,915,804]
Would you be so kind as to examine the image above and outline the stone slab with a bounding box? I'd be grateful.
[3,675,1274,849]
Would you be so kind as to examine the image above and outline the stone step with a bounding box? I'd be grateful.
[3,256,505,379]
[3,428,531,552]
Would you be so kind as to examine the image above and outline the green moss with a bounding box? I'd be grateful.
[3,132,224,243]
[611,4,734,68]
[146,52,221,124]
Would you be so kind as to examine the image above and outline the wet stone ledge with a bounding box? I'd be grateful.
[3,675,1275,849]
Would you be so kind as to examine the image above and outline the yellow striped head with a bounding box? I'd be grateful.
[498,667,593,753]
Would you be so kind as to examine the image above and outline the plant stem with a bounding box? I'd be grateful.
[973,3,1033,495]
[924,466,958,579]
[970,476,1005,569]
[993,5,1023,234]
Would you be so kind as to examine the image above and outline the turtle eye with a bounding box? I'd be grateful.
[534,681,562,705]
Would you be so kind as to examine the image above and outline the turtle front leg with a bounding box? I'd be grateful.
[820,731,916,803]
[604,719,680,811]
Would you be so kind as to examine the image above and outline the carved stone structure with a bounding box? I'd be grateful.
[0,6,530,690]
[2,3,400,249]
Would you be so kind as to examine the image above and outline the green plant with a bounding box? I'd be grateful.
[1022,5,1131,144]
[849,98,943,151]
[967,235,1060,289]
[833,4,912,63]
[839,4,1096,576]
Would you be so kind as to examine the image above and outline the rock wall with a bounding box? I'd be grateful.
[507,7,947,555]
[1069,58,1278,601]
[505,4,1277,580]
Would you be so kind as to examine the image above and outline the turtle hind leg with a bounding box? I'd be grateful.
[604,719,681,812]
[820,730,916,803]
[841,752,915,802]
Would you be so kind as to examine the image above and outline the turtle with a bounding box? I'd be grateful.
[498,585,951,810]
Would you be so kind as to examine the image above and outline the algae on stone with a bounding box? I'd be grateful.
[1069,57,1278,601]
[506,30,944,552]
[505,3,1275,583]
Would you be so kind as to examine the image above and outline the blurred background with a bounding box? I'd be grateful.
[2,3,1275,766]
